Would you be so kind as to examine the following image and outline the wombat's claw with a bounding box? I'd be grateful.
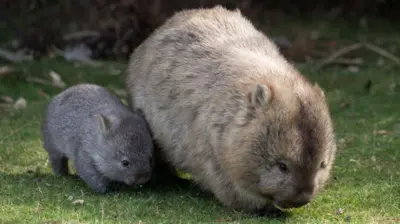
[256,205,286,218]
[107,181,125,192]
[82,176,110,194]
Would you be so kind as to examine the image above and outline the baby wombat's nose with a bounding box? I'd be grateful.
[134,170,152,185]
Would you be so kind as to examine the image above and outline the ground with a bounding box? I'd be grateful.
[0,15,399,224]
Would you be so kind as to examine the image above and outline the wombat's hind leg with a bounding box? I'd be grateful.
[49,154,69,176]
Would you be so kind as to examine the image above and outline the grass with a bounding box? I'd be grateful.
[1,17,400,224]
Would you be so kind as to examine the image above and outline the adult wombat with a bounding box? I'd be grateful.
[41,84,154,193]
[126,6,337,213]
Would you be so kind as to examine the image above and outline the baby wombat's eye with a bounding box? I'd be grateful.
[320,161,326,169]
[278,162,289,173]
[121,160,130,167]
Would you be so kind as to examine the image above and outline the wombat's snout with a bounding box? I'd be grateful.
[277,193,313,209]
[124,170,151,185]
[290,193,312,208]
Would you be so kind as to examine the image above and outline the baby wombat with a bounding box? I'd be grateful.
[41,84,154,193]
[126,6,337,213]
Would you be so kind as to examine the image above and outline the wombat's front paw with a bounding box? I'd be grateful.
[88,181,109,194]
[78,172,110,194]
[256,204,287,218]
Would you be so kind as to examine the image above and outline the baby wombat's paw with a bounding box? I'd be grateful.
[89,183,109,194]
[107,181,129,192]
[79,172,110,194]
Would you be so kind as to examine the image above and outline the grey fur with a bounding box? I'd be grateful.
[41,84,154,193]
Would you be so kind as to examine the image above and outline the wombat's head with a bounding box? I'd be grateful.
[223,81,336,210]
[92,112,154,186]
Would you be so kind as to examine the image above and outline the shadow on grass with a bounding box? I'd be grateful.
[1,169,291,222]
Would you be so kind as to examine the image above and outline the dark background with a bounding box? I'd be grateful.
[1,0,399,63]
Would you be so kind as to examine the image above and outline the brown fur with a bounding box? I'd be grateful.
[125,5,337,213]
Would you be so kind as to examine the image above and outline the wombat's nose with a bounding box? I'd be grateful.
[134,171,151,185]
[124,170,151,185]
[290,193,312,208]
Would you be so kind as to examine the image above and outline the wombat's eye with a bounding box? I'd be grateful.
[320,161,326,169]
[278,162,289,173]
[121,160,130,167]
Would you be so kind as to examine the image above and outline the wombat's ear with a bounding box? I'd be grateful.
[248,84,272,107]
[95,114,112,134]
[313,83,326,98]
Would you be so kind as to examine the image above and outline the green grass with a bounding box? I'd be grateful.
[1,21,400,224]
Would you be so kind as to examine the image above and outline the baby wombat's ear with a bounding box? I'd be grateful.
[248,84,273,108]
[95,114,113,134]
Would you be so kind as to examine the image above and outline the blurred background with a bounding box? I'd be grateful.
[0,0,399,108]
[0,0,399,63]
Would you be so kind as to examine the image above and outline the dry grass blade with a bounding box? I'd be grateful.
[0,96,13,103]
[63,30,100,41]
[364,43,400,66]
[0,49,33,63]
[48,71,66,88]
[26,77,53,86]
[72,199,84,205]
[314,43,363,70]
[13,97,27,110]
[331,58,364,66]
[0,66,13,76]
